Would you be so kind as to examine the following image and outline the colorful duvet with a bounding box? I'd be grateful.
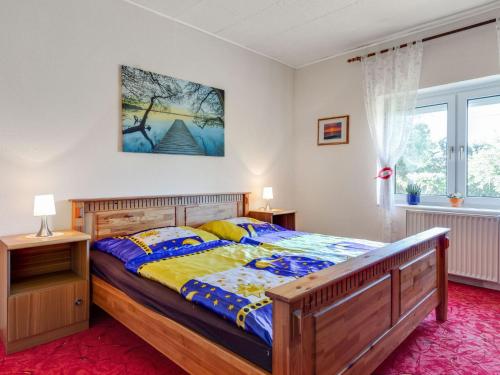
[201,217,386,264]
[124,234,384,345]
[241,229,385,264]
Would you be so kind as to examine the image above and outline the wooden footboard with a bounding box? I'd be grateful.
[266,227,449,375]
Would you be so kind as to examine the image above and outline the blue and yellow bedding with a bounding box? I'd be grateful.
[122,231,384,345]
[95,220,384,345]
[94,226,219,262]
[200,217,281,243]
[200,217,385,264]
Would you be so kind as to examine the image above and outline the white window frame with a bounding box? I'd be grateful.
[395,75,500,209]
[457,85,500,208]
[395,94,455,205]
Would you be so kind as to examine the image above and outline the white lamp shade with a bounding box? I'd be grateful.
[262,187,273,200]
[33,194,56,217]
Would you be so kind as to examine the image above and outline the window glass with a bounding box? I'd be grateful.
[395,103,448,195]
[467,96,500,198]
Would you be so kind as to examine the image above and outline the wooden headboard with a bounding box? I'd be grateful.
[70,193,250,243]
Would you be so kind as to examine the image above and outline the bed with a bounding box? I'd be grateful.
[71,193,449,375]
[91,249,273,370]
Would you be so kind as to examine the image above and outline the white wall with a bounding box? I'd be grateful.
[2,2,498,240]
[0,0,295,235]
[293,11,500,241]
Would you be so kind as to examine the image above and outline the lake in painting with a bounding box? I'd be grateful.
[121,66,224,156]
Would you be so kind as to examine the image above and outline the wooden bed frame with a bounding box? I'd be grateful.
[70,193,449,375]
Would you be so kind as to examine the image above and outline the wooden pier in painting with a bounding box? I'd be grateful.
[153,119,204,155]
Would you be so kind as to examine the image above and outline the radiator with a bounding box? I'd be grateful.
[406,210,500,283]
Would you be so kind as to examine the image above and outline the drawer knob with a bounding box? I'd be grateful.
[74,298,83,306]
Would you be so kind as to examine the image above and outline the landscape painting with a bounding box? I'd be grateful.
[121,66,224,156]
[323,122,342,139]
[317,115,349,146]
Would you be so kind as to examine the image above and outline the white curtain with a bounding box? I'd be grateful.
[361,41,423,240]
[497,18,500,69]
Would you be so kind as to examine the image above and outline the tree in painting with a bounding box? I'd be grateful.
[121,66,225,156]
[184,82,224,129]
[121,66,183,149]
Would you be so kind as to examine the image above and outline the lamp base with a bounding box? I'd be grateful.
[36,216,53,237]
[265,202,272,211]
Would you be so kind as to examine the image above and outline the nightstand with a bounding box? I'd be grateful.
[248,209,296,230]
[0,230,90,354]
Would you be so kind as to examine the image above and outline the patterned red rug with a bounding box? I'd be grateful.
[0,282,498,375]
[374,282,500,375]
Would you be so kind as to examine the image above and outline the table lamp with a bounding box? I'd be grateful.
[33,194,56,237]
[262,187,273,211]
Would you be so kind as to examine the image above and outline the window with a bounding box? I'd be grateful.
[396,103,448,196]
[396,77,500,206]
[466,95,500,198]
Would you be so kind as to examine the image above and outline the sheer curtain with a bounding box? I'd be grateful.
[361,41,423,240]
[497,18,500,68]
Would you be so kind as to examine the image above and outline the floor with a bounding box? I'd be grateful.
[374,282,500,375]
[0,282,498,375]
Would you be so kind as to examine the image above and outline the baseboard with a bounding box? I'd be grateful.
[449,274,500,291]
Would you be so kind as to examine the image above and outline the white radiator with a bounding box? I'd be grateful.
[406,210,500,283]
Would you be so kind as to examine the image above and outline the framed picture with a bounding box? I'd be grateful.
[317,115,349,146]
[121,65,224,156]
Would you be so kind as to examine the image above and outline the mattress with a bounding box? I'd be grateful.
[90,250,272,372]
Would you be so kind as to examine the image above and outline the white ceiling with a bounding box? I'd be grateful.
[127,0,500,68]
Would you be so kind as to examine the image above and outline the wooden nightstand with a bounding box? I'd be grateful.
[0,230,90,354]
[248,209,296,230]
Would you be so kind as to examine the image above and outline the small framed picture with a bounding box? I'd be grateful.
[317,115,349,146]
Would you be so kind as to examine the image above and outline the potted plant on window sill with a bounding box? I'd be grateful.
[447,193,464,207]
[406,183,421,205]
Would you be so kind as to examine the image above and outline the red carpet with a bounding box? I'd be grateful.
[0,282,498,375]
[374,282,500,375]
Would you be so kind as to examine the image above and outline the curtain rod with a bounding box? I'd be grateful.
[347,18,496,63]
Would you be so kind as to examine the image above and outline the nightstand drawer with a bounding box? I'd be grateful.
[7,280,88,341]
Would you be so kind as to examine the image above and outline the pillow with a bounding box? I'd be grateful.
[93,226,219,263]
[199,217,285,242]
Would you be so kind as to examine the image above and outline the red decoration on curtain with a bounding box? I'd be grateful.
[375,167,393,180]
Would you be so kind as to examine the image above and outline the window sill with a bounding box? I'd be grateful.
[395,204,500,216]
